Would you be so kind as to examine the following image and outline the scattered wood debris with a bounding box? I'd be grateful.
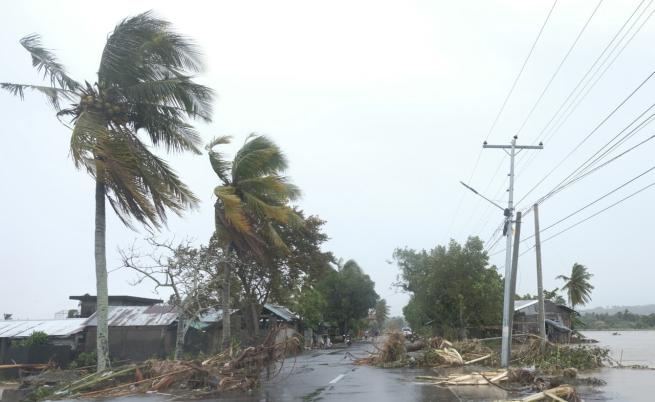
[14,327,301,400]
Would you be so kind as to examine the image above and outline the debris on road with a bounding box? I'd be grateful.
[499,385,581,402]
[11,327,301,400]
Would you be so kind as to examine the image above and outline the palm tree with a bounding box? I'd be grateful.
[2,12,213,371]
[207,135,301,347]
[556,263,594,312]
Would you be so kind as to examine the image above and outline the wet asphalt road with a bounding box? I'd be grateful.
[202,341,509,402]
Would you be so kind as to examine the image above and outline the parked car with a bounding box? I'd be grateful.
[401,327,412,337]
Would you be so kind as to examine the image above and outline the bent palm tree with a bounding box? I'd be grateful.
[557,263,594,312]
[2,12,213,371]
[207,135,301,347]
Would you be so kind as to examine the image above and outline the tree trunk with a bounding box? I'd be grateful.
[221,262,231,350]
[174,314,186,360]
[458,297,467,340]
[250,300,260,339]
[94,178,110,372]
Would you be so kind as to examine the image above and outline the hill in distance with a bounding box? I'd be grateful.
[582,304,655,315]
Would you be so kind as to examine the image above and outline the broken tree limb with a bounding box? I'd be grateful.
[464,353,492,365]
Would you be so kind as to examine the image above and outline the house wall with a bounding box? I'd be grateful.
[513,301,573,341]
[85,326,176,361]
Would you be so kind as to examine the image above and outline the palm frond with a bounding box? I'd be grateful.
[238,175,301,203]
[243,192,291,223]
[206,136,232,184]
[0,83,75,111]
[71,114,199,229]
[123,74,213,122]
[99,11,204,87]
[19,34,80,91]
[214,186,252,235]
[232,135,288,181]
[130,107,202,154]
[263,222,290,253]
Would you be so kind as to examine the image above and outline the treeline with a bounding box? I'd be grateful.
[580,310,655,330]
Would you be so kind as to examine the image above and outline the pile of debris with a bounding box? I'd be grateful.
[514,338,610,372]
[416,369,583,402]
[355,333,495,368]
[14,327,301,400]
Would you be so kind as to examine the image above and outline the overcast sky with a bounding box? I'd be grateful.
[2,0,655,319]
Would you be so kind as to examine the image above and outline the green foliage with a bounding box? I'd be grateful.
[580,309,655,330]
[293,287,327,329]
[557,263,594,311]
[317,260,379,334]
[521,344,610,372]
[16,331,49,347]
[208,135,302,260]
[3,11,213,229]
[374,299,390,329]
[69,352,97,369]
[394,237,503,339]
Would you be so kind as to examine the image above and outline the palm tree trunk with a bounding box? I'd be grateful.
[95,176,110,372]
[174,314,186,360]
[221,262,231,350]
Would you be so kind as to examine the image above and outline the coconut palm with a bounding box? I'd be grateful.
[207,135,301,347]
[2,12,213,371]
[556,263,594,312]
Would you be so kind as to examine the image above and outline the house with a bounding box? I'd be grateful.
[186,308,242,354]
[514,299,576,342]
[0,318,87,367]
[84,305,178,360]
[261,304,299,330]
[70,294,163,318]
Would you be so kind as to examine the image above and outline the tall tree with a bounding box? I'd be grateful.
[207,135,301,347]
[318,260,379,334]
[374,299,390,330]
[557,263,594,312]
[394,237,503,340]
[2,12,213,371]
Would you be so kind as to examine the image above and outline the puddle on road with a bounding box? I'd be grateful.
[302,386,326,401]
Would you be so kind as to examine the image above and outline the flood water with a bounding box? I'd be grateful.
[579,330,655,401]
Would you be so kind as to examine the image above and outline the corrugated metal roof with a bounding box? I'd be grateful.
[514,300,539,311]
[0,319,86,338]
[85,305,178,327]
[264,304,298,322]
[198,309,239,323]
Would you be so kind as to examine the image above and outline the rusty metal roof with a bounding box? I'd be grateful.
[85,305,178,327]
[263,304,298,322]
[0,318,87,338]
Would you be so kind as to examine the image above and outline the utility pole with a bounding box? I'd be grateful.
[507,211,522,341]
[483,136,542,367]
[533,203,547,351]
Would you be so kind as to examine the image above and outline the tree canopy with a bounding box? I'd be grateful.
[394,237,503,339]
[317,260,379,334]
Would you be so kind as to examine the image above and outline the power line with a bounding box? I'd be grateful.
[446,0,557,242]
[511,0,652,180]
[529,164,655,241]
[515,68,655,206]
[540,0,655,146]
[514,0,604,139]
[519,179,655,256]
[533,110,655,205]
[533,0,649,145]
[490,162,655,257]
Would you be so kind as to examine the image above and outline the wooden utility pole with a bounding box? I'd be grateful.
[533,203,547,350]
[507,211,522,351]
